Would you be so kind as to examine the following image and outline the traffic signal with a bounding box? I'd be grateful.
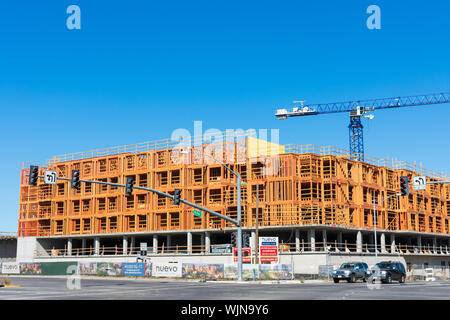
[125,176,135,195]
[28,165,39,186]
[173,189,181,205]
[242,233,250,247]
[231,232,237,247]
[400,176,409,196]
[71,170,80,190]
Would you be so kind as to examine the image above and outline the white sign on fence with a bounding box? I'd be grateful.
[152,262,182,278]
[1,262,20,274]
[259,237,279,263]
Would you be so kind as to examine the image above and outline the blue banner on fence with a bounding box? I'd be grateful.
[122,263,145,277]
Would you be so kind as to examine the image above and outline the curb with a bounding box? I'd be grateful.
[8,275,330,284]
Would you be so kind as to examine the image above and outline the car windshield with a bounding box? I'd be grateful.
[375,263,392,269]
[340,264,355,269]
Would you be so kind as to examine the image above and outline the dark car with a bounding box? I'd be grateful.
[369,261,406,284]
[332,262,369,283]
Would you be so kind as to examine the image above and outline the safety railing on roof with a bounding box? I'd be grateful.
[20,133,447,181]
[285,144,448,181]
[46,130,256,165]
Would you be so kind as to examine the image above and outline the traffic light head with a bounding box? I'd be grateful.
[243,233,250,247]
[126,176,135,195]
[28,165,39,186]
[71,170,80,190]
[173,189,181,205]
[400,176,409,196]
[231,232,237,247]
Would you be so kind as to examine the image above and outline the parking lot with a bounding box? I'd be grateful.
[0,276,449,300]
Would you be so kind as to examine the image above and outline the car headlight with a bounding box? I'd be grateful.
[344,270,351,275]
[381,271,387,275]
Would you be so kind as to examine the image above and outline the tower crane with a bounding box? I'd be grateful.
[275,92,450,161]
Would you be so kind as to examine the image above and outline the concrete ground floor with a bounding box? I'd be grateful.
[15,225,450,277]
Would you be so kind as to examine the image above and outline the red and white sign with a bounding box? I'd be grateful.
[233,247,252,263]
[259,237,279,263]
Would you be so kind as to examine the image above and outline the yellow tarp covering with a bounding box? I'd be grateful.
[247,136,285,158]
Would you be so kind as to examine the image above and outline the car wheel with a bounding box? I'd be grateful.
[349,274,355,283]
[399,275,405,284]
[333,278,339,284]
[362,277,367,282]
[386,275,392,284]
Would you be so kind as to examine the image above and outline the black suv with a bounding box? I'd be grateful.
[332,262,369,283]
[370,261,406,284]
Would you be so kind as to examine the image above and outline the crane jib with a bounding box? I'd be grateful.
[278,92,450,117]
[276,91,450,160]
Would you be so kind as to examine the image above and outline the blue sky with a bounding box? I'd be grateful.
[0,1,449,232]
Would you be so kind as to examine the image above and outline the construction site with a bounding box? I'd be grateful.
[14,130,450,276]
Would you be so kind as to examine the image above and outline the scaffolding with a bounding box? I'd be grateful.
[18,134,450,237]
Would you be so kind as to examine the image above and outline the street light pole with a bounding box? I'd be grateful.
[182,148,243,281]
[373,193,401,265]
[373,199,378,264]
[237,174,242,281]
[255,183,259,265]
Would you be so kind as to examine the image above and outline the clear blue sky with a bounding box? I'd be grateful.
[0,1,449,232]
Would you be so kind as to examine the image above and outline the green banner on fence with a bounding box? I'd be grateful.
[40,262,78,275]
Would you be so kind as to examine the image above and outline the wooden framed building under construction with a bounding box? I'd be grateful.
[17,132,450,257]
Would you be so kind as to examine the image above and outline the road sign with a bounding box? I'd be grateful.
[413,176,427,191]
[259,237,279,263]
[193,209,202,217]
[44,170,57,185]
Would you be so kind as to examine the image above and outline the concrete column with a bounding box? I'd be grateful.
[433,237,437,253]
[390,234,396,253]
[67,239,72,256]
[81,238,86,256]
[356,231,362,253]
[251,231,256,252]
[295,229,300,252]
[205,232,211,254]
[380,233,386,253]
[308,229,316,252]
[167,235,172,252]
[153,235,158,254]
[187,232,192,254]
[94,237,100,255]
[418,236,422,253]
[322,230,328,251]
[122,236,128,255]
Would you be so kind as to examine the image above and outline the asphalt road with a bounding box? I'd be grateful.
[1,276,449,300]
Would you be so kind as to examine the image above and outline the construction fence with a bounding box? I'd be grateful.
[0,261,293,281]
